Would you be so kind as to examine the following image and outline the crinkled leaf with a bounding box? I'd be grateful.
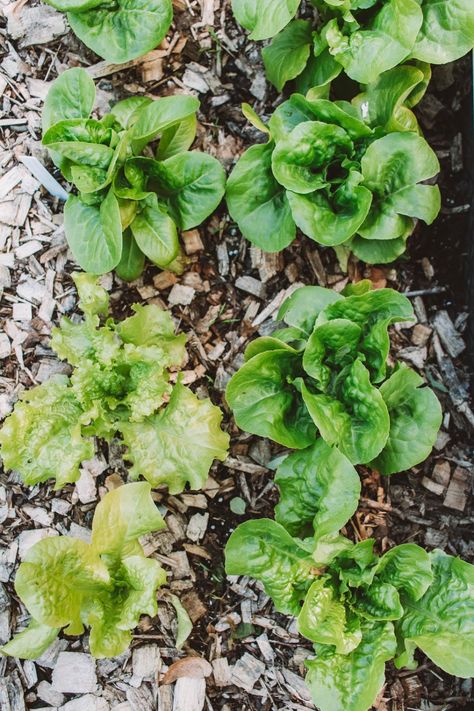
[305,621,397,711]
[398,549,474,677]
[0,377,93,489]
[298,578,362,653]
[275,440,360,540]
[226,143,296,252]
[85,554,166,657]
[357,581,404,621]
[118,303,186,365]
[370,365,442,475]
[15,537,110,630]
[73,271,110,316]
[121,382,229,493]
[302,319,362,387]
[375,543,433,602]
[300,359,389,464]
[226,349,316,449]
[225,519,316,614]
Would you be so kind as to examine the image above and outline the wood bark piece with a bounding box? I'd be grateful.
[0,671,26,711]
[443,467,471,511]
[433,310,466,358]
[52,653,98,694]
[172,677,206,711]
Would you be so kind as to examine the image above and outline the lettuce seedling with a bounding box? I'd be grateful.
[225,444,474,711]
[226,283,441,473]
[0,273,229,491]
[42,69,226,279]
[42,0,173,64]
[1,482,168,659]
[226,90,440,263]
[232,0,474,90]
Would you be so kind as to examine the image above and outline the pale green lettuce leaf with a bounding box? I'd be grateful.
[15,537,110,631]
[0,620,60,660]
[374,543,433,601]
[0,377,94,489]
[91,481,166,558]
[412,0,474,64]
[73,271,110,316]
[277,285,343,336]
[121,382,229,493]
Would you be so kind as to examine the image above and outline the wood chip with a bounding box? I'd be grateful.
[443,467,471,511]
[172,677,206,711]
[51,653,98,694]
[168,284,195,306]
[432,310,465,358]
[230,653,265,692]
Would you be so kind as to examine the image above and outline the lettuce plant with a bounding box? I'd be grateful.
[226,90,440,263]
[232,0,474,90]
[0,273,229,491]
[226,282,441,473]
[225,446,474,711]
[1,482,168,659]
[43,0,172,63]
[42,69,226,279]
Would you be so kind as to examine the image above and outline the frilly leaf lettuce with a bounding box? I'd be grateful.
[0,377,94,489]
[225,460,474,711]
[226,283,440,473]
[43,69,225,279]
[0,274,229,490]
[231,0,474,89]
[227,93,440,263]
[1,483,167,659]
[120,381,229,493]
[44,0,172,64]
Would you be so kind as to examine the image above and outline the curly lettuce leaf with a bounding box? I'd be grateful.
[370,365,442,475]
[374,543,433,602]
[305,621,397,711]
[397,549,474,678]
[85,554,166,658]
[0,377,94,489]
[118,303,186,365]
[225,519,316,614]
[15,537,110,632]
[121,382,229,493]
[274,440,360,540]
[73,271,110,316]
[226,349,316,449]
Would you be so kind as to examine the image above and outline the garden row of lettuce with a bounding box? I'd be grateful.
[0,2,473,710]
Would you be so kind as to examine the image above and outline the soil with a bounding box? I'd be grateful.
[0,2,473,710]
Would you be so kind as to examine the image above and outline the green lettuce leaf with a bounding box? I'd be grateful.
[274,440,360,540]
[412,0,474,64]
[262,20,313,91]
[231,0,301,40]
[370,365,442,475]
[225,519,316,614]
[0,377,94,489]
[120,382,229,492]
[0,620,60,661]
[305,621,397,711]
[398,549,474,678]
[226,349,316,449]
